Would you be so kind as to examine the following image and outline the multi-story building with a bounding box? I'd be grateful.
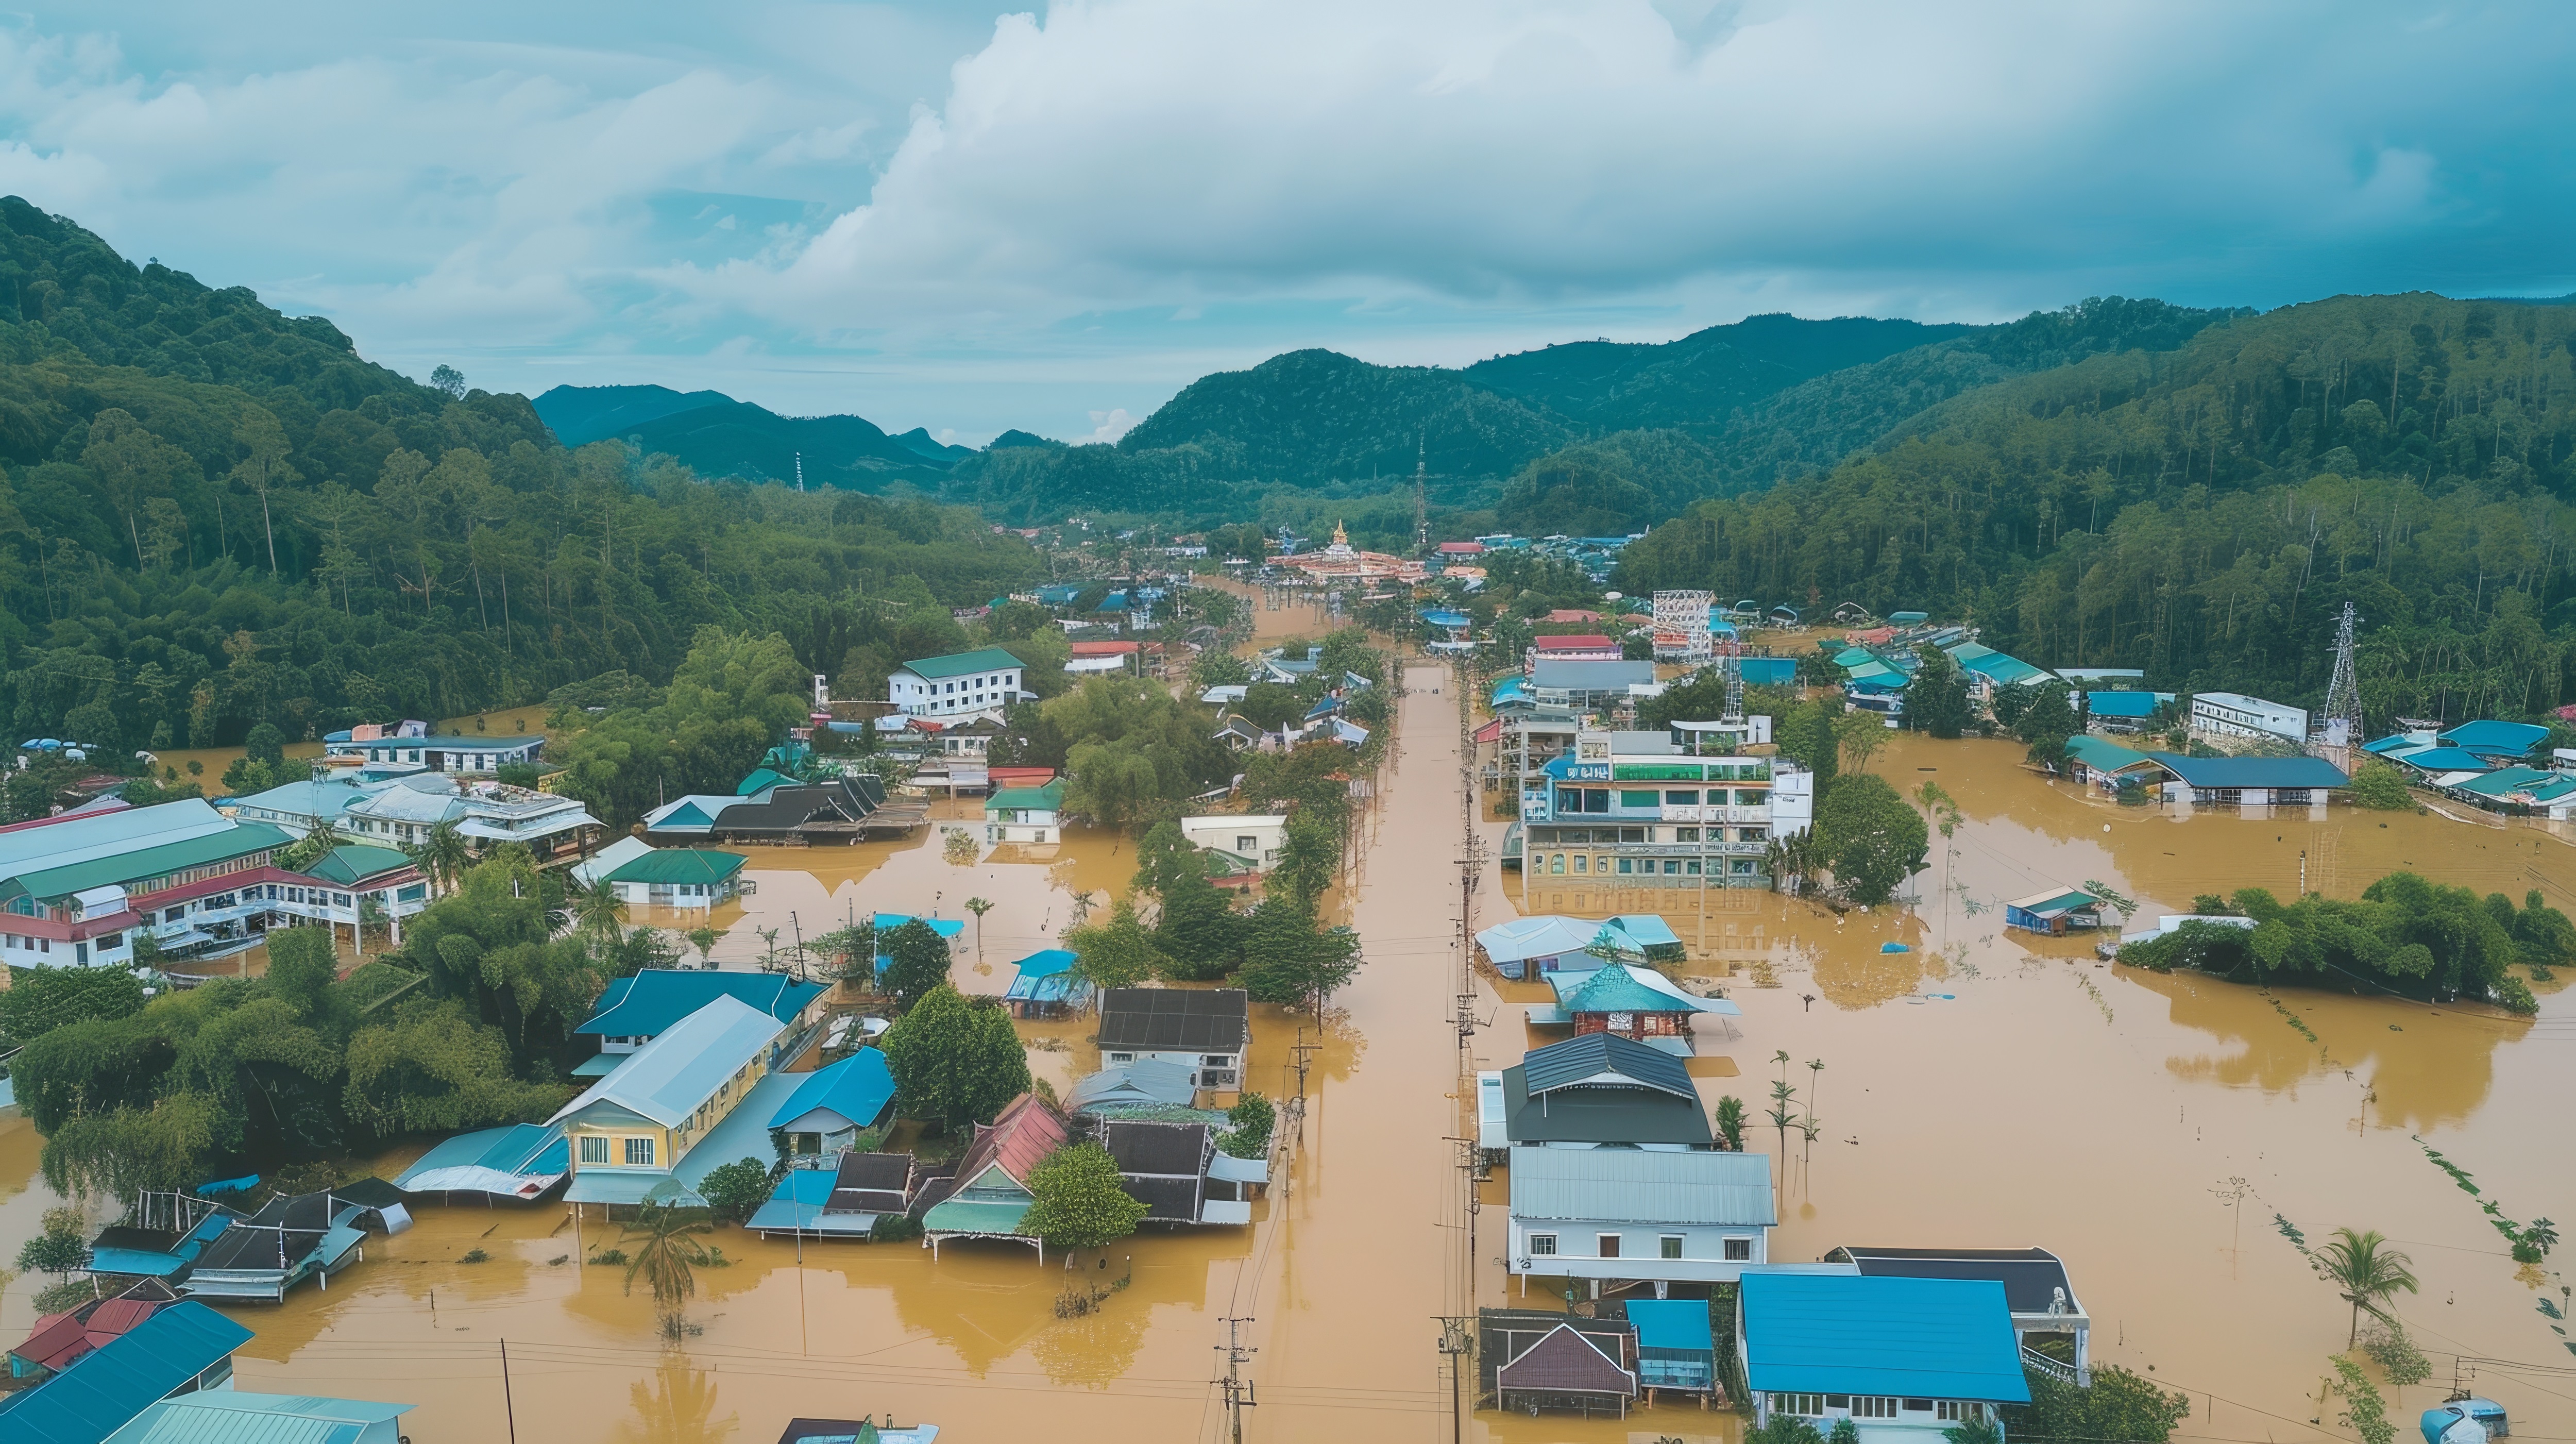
[1517,728,1812,888]
[2189,691,2310,743]
[889,648,1028,718]
[337,777,599,866]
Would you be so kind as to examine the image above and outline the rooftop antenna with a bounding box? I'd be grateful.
[794,451,805,492]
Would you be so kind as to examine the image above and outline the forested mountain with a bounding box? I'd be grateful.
[0,200,1045,752]
[1613,293,2576,723]
[1461,312,1974,429]
[530,383,973,490]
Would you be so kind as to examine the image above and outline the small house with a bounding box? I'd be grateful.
[573,970,825,1078]
[2147,751,2351,807]
[768,1049,897,1153]
[985,780,1066,845]
[1002,947,1094,1018]
[551,994,793,1210]
[1533,961,1739,1051]
[1178,815,1287,870]
[570,834,654,888]
[749,1151,919,1241]
[1507,1147,1774,1292]
[0,1301,252,1438]
[1738,1272,2031,1439]
[8,1279,179,1382]
[180,1186,396,1302]
[1488,1031,1713,1151]
[1099,1117,1258,1227]
[913,1094,1070,1260]
[2003,887,2106,935]
[603,848,747,911]
[1493,1321,1640,1418]
[1478,1309,1640,1419]
[1626,1297,1719,1398]
[2061,735,2162,795]
[1095,988,1248,1089]
[1065,1059,1200,1115]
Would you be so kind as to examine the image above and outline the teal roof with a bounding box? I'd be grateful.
[1011,947,1079,978]
[0,1301,252,1440]
[900,648,1026,681]
[550,994,787,1128]
[768,1051,895,1133]
[1552,961,1720,1014]
[603,848,747,886]
[392,1122,568,1194]
[873,913,965,938]
[2084,690,2161,718]
[736,768,794,796]
[987,781,1066,812]
[1740,1273,2031,1404]
[0,799,234,877]
[2454,766,2556,797]
[1625,1299,1715,1353]
[2062,734,2158,774]
[298,844,413,887]
[921,1198,1032,1235]
[2441,720,2549,756]
[105,1390,411,1444]
[0,821,292,902]
[578,969,823,1039]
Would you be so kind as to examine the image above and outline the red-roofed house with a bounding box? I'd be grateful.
[1438,541,1486,556]
[1527,634,1622,670]
[1542,609,1602,625]
[1067,639,1144,676]
[913,1094,1072,1261]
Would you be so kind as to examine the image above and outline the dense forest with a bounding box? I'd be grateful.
[0,199,1046,750]
[1613,294,2576,721]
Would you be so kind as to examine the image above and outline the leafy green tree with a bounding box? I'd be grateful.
[881,983,1031,1129]
[877,919,954,1009]
[0,963,146,1042]
[1154,863,1244,981]
[40,1093,221,1198]
[698,1157,776,1226]
[1063,900,1166,991]
[1273,812,1341,910]
[1775,701,1839,790]
[264,926,341,1018]
[1218,1092,1275,1159]
[1905,647,1971,738]
[2002,1364,2189,1444]
[2315,1228,2418,1347]
[1236,682,1306,732]
[2014,684,2079,766]
[1812,774,1929,906]
[1833,708,1889,773]
[1019,1141,1149,1249]
[2348,760,2413,810]
[1714,1095,1747,1150]
[1240,897,1362,1009]
[16,1206,91,1283]
[342,999,570,1134]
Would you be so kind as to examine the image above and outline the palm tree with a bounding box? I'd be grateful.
[2315,1227,2418,1346]
[964,896,994,962]
[620,1202,715,1337]
[570,875,628,955]
[406,820,472,895]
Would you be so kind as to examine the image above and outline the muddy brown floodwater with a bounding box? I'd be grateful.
[7,700,2575,1443]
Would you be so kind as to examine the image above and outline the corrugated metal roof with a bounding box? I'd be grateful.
[767,1050,895,1133]
[2082,691,2161,718]
[297,844,414,886]
[1624,1299,1715,1352]
[1518,1032,1695,1100]
[985,782,1065,812]
[2441,719,2549,755]
[0,1300,251,1442]
[603,849,747,886]
[578,970,822,1039]
[2146,752,2350,789]
[3,821,291,902]
[0,799,233,878]
[897,648,1025,681]
[1740,1273,2030,1403]
[1507,1147,1774,1226]
[2062,735,2157,774]
[919,1198,1030,1235]
[109,1389,410,1444]
[550,995,786,1128]
[1495,1325,1636,1396]
[1097,989,1248,1051]
[1552,962,1726,1015]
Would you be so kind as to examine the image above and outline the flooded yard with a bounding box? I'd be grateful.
[4,693,2573,1443]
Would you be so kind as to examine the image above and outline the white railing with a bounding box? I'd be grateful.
[2020,1346,2078,1385]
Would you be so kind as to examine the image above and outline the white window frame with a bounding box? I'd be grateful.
[623,1136,655,1166]
[579,1135,609,1164]
[1526,1233,1557,1256]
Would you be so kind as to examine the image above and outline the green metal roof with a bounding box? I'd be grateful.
[736,768,794,796]
[899,648,1026,681]
[921,1198,1032,1235]
[1556,962,1714,1014]
[1,821,293,902]
[297,844,413,886]
[603,848,748,886]
[2062,734,2158,774]
[987,781,1065,812]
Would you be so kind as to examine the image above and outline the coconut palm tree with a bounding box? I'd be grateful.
[620,1202,715,1338]
[570,876,628,955]
[964,896,993,962]
[405,819,472,895]
[2315,1227,2418,1346]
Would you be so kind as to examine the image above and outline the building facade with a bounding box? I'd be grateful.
[890,648,1028,718]
[1519,729,1812,888]
[1507,1147,1775,1293]
[2189,691,2309,742]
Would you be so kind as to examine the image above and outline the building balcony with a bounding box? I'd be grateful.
[1507,1254,1762,1283]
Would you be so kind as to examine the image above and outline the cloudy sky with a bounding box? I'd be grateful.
[2,2,2568,445]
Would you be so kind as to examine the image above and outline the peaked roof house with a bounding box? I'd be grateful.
[1098,1118,1257,1228]
[1065,1059,1204,1115]
[2003,887,2107,935]
[1002,947,1094,1018]
[985,779,1066,845]
[913,1094,1071,1260]
[1487,1031,1714,1150]
[750,1150,920,1240]
[768,1048,896,1146]
[8,1280,179,1383]
[1531,961,1739,1051]
[1737,1272,2031,1435]
[602,848,747,911]
[1823,1245,2093,1384]
[1493,1322,1640,1418]
[573,969,826,1077]
[0,1300,252,1441]
[550,994,796,1209]
[1508,1147,1775,1289]
[1096,988,1249,1089]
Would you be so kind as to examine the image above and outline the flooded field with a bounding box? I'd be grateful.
[6,690,2574,1443]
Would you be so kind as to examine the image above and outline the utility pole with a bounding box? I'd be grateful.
[1214,1316,1258,1444]
[1434,1314,1475,1444]
[500,1337,517,1444]
[1284,1026,1320,1139]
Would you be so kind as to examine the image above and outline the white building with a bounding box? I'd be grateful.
[890,648,1028,718]
[1178,814,1288,870]
[984,780,1065,844]
[338,776,599,866]
[2190,691,2309,743]
[1508,1147,1776,1294]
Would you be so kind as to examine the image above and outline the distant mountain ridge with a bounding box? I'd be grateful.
[531,383,975,491]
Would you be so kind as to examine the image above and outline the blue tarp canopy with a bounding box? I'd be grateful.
[746,1167,875,1234]
[1741,1273,2031,1404]
[872,913,965,938]
[2084,691,2161,718]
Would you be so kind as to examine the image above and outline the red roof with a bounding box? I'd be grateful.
[1438,541,1485,554]
[1473,718,1503,745]
[960,1094,1069,1187]
[1532,634,1615,651]
[1543,609,1600,623]
[82,1297,160,1342]
[1069,640,1142,658]
[987,766,1058,787]
[13,1311,90,1370]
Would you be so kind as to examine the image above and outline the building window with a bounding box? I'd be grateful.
[1527,1233,1557,1256]
[1771,1394,1826,1418]
[1572,855,1587,874]
[1665,789,1699,805]
[1108,1052,1134,1064]
[1856,1397,1898,1418]
[1659,1235,1684,1260]
[624,1137,655,1166]
[580,1136,609,1164]
[1619,790,1659,809]
[1902,1400,1935,1413]
[1596,1233,1621,1258]
[1724,1236,1752,1261]
[1937,1403,1986,1422]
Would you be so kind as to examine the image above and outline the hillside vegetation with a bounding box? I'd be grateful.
[0,199,1044,752]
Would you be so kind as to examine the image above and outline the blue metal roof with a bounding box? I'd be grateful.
[103,1389,411,1444]
[550,995,787,1129]
[2083,691,2161,718]
[2145,752,2350,789]
[0,1300,252,1442]
[1740,1273,2031,1403]
[767,1051,895,1134]
[1625,1299,1715,1353]
[2362,733,2426,755]
[2385,746,2489,773]
[578,970,823,1039]
[2441,720,2548,756]
[392,1122,569,1195]
[873,913,965,938]
[1010,948,1078,978]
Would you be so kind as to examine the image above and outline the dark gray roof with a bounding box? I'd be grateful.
[825,1151,916,1214]
[1823,1246,2080,1315]
[1097,988,1248,1051]
[1496,1324,1638,1396]
[1104,1118,1210,1177]
[1502,1065,1713,1147]
[704,777,889,836]
[1120,1172,1204,1222]
[1520,1031,1696,1100]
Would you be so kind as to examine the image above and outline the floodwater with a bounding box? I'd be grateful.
[7,698,2576,1443]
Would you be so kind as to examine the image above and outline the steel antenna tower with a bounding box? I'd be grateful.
[2320,601,2363,749]
[1413,430,1430,555]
